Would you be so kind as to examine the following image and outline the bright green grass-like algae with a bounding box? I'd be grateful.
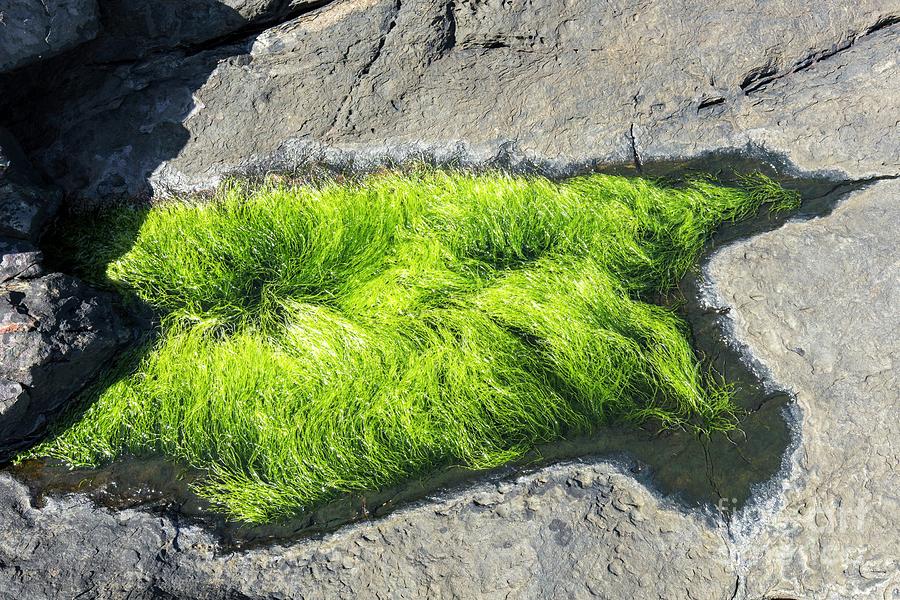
[25,170,800,523]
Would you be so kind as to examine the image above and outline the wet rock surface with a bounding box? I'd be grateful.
[0,177,896,600]
[0,461,736,599]
[707,179,900,599]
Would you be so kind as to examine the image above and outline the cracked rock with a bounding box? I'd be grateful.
[0,1,896,598]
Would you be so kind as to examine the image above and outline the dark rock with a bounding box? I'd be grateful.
[85,0,333,62]
[0,179,60,241]
[0,239,43,282]
[0,129,60,241]
[0,129,131,454]
[0,0,99,73]
[0,274,131,450]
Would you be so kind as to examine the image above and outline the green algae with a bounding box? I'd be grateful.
[23,169,799,523]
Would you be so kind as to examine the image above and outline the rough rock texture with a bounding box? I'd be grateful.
[0,129,60,240]
[0,0,99,73]
[0,0,898,597]
[0,131,131,454]
[0,463,735,599]
[706,180,900,599]
[0,177,896,600]
[3,0,898,201]
[0,274,131,447]
[0,239,42,283]
[644,21,900,180]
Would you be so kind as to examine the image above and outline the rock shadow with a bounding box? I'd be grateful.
[0,1,331,460]
[0,0,332,205]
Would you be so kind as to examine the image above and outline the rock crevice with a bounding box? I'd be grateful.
[741,14,900,94]
[0,130,132,459]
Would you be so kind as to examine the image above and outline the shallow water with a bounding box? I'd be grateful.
[3,155,865,548]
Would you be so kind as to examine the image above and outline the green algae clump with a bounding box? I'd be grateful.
[25,170,799,523]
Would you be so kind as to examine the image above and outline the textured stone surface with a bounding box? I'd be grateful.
[0,0,99,73]
[0,129,59,240]
[0,274,132,450]
[3,0,898,202]
[74,0,333,62]
[0,238,42,282]
[0,1,897,597]
[0,175,896,600]
[644,21,900,180]
[0,462,735,599]
[706,179,900,600]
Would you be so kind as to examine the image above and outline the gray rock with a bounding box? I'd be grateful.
[0,0,99,73]
[0,461,735,599]
[0,273,132,450]
[0,179,59,241]
[645,18,900,180]
[0,238,42,282]
[0,1,897,598]
[3,0,898,203]
[706,179,900,599]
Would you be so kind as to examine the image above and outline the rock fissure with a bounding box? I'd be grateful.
[741,14,900,94]
[628,123,643,174]
[437,0,457,58]
[182,0,337,58]
[697,95,726,112]
[355,0,401,86]
[37,0,52,46]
